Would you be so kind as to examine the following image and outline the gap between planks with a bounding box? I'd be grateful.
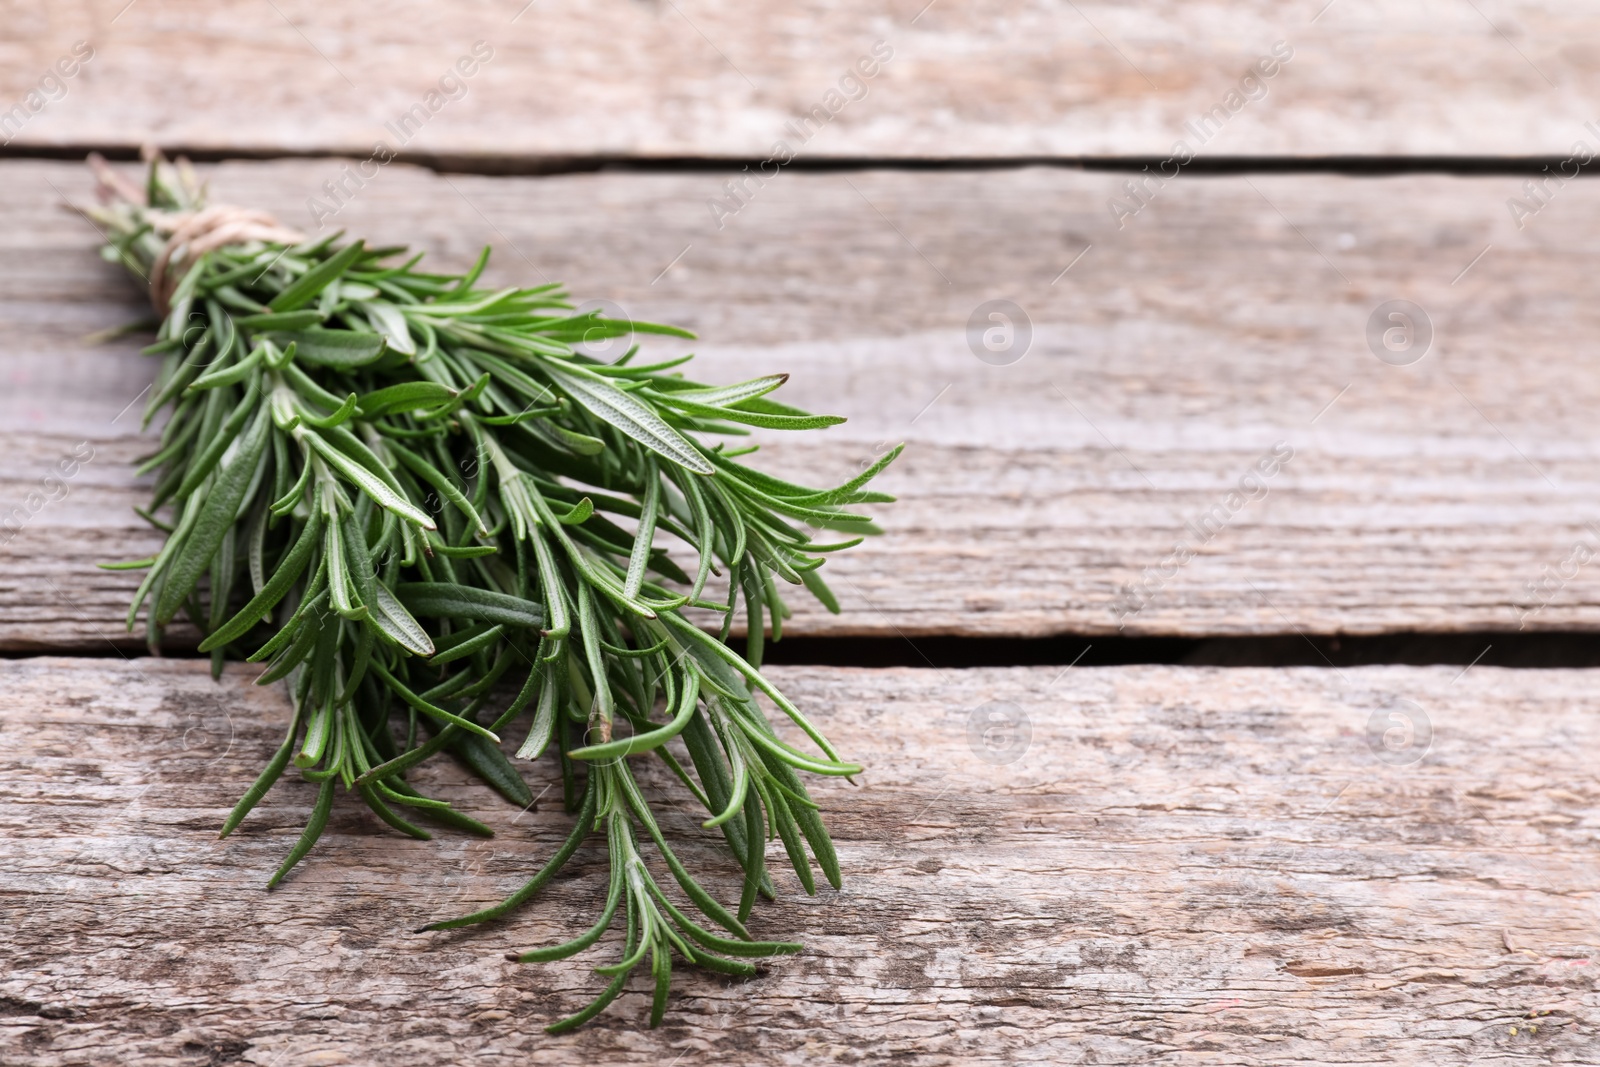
[7,631,1600,672]
[3,143,1596,177]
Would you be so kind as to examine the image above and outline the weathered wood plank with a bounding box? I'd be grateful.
[5,159,1600,645]
[2,657,1596,1064]
[1,2,1597,159]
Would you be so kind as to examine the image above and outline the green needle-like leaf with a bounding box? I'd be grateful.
[268,240,366,312]
[273,328,388,369]
[393,583,544,629]
[542,363,713,474]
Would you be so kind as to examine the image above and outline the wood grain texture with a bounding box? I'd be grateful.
[6,159,1600,645]
[2,2,1599,159]
[2,657,1597,1064]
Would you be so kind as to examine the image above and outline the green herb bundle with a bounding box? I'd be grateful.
[82,154,899,1030]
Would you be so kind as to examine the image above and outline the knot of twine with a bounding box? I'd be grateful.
[147,205,306,315]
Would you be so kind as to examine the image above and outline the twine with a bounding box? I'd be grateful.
[85,153,306,313]
[146,205,306,314]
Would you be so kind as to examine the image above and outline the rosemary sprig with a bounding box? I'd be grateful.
[81,153,900,1028]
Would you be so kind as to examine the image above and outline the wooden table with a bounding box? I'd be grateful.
[3,4,1597,1064]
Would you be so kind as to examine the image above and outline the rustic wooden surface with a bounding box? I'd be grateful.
[7,159,1600,646]
[6,4,1597,1063]
[3,657,1597,1065]
[3,2,1598,159]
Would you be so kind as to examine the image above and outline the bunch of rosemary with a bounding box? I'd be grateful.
[82,154,898,1030]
